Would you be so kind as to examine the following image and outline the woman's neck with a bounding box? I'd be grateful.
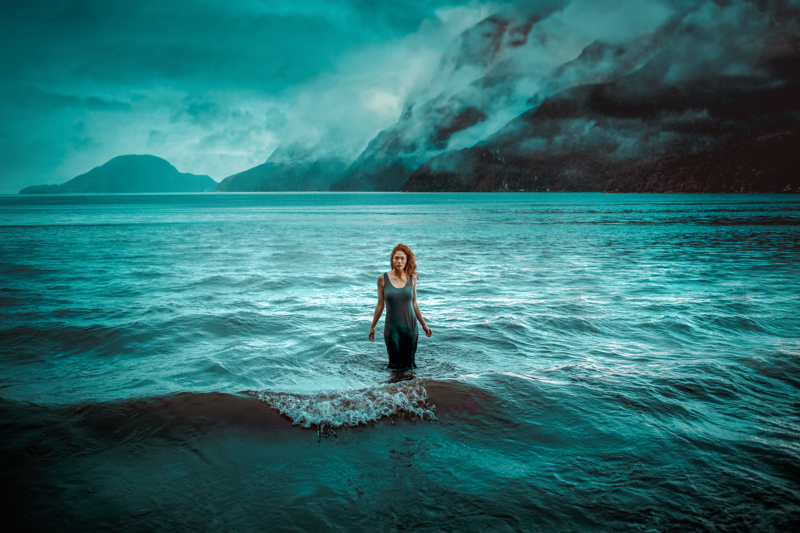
[391,268,406,279]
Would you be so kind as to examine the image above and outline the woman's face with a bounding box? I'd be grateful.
[392,251,407,272]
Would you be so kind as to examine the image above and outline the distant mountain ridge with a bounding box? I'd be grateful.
[214,144,346,192]
[24,5,799,195]
[20,155,217,194]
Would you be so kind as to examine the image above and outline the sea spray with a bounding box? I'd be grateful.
[250,379,437,429]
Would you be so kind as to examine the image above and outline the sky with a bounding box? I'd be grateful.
[1,0,783,193]
[1,0,511,192]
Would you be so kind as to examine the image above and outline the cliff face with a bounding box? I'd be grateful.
[328,86,496,192]
[330,15,663,192]
[20,155,217,194]
[402,39,800,193]
[604,131,800,193]
[393,3,800,194]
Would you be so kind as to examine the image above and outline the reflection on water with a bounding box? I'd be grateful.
[1,193,798,531]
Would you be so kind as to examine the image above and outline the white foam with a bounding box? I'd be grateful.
[252,379,436,428]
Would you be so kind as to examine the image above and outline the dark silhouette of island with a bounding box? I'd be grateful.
[215,144,346,192]
[20,155,217,194]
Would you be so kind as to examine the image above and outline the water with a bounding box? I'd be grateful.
[1,192,798,531]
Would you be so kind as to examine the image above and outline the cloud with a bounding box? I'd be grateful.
[0,85,130,114]
[400,0,800,191]
[171,100,223,125]
[69,135,101,151]
[0,0,471,89]
[330,0,678,190]
[3,0,795,193]
[0,0,492,192]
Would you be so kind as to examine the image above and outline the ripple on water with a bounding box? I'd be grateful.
[1,193,799,531]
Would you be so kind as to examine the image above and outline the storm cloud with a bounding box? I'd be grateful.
[0,0,492,192]
[2,0,797,193]
[401,0,800,192]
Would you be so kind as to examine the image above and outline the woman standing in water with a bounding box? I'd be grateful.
[369,243,433,369]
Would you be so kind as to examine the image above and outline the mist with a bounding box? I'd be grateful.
[0,0,495,192]
[2,0,797,193]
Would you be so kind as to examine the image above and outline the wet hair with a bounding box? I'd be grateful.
[390,243,417,278]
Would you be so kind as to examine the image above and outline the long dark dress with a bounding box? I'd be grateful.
[383,272,418,369]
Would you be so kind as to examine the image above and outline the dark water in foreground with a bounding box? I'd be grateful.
[1,193,799,531]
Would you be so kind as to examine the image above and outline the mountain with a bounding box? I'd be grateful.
[401,21,800,192]
[320,1,795,194]
[215,144,346,192]
[92,3,796,195]
[19,155,217,194]
[604,131,799,193]
[330,11,668,192]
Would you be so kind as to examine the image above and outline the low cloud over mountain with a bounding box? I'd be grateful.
[4,0,798,194]
[215,143,347,191]
[392,1,800,193]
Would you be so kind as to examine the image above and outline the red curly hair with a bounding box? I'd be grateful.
[390,243,417,278]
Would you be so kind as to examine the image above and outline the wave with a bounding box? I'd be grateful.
[0,323,137,360]
[249,379,437,429]
[0,379,487,443]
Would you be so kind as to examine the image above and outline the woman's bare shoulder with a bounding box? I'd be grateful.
[377,273,385,285]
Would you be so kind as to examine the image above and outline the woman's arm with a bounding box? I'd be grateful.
[368,275,385,341]
[412,274,433,337]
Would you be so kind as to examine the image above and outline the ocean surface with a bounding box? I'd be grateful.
[1,192,798,531]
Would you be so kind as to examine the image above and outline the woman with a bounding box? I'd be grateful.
[369,243,433,370]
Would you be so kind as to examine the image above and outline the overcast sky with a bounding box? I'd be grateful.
[0,0,758,193]
[0,0,512,192]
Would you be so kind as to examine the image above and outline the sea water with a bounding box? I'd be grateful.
[1,193,798,531]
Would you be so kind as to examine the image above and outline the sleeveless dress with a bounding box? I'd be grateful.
[383,272,418,370]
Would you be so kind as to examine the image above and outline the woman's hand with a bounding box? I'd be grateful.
[423,325,432,337]
[369,326,376,342]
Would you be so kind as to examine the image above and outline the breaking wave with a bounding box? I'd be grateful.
[250,379,437,429]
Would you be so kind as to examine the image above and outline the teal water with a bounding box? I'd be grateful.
[1,193,798,531]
